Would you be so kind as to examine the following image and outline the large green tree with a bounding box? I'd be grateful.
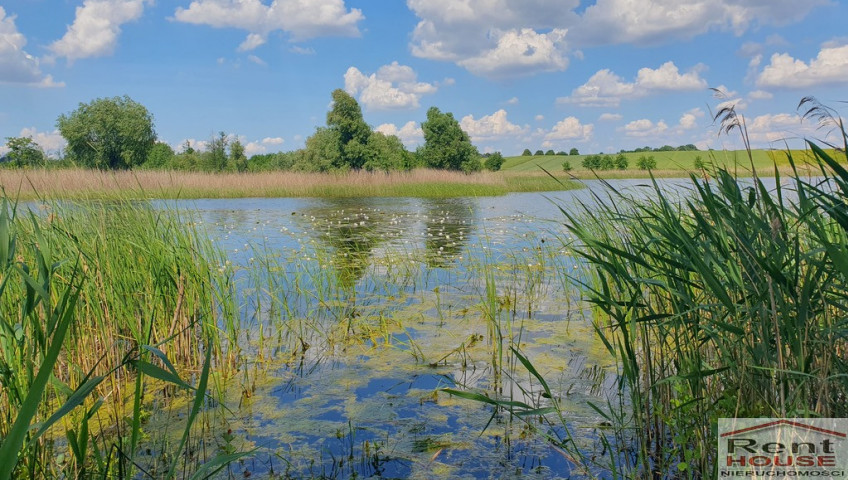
[56,95,156,169]
[420,107,480,172]
[327,89,371,169]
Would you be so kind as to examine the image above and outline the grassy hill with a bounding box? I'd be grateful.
[501,149,826,177]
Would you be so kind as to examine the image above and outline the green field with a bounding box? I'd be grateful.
[502,149,824,176]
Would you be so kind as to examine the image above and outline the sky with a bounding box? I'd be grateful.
[1,0,847,158]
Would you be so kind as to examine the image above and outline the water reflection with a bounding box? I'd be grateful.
[422,198,474,268]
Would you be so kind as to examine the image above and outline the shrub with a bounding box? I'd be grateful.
[636,155,657,170]
[562,160,572,172]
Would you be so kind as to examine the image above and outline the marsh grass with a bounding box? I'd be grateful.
[556,102,848,477]
[0,168,581,200]
[0,194,246,478]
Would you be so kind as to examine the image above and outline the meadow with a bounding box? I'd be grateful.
[502,148,828,177]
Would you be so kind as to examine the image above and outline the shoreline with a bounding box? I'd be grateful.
[0,163,827,200]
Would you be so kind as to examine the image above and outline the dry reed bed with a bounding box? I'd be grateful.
[0,168,519,199]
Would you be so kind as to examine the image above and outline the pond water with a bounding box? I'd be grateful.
[147,177,786,479]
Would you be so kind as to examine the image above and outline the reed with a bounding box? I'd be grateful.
[0,168,581,200]
[555,101,848,477]
[0,195,243,478]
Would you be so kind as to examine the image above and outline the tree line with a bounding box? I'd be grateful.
[2,91,506,173]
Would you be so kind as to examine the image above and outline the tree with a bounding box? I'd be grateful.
[615,153,628,170]
[229,139,248,172]
[56,95,156,169]
[484,152,505,171]
[144,142,175,169]
[420,106,480,172]
[522,148,532,156]
[545,149,555,156]
[3,137,45,167]
[569,147,579,156]
[363,132,411,172]
[636,155,657,170]
[294,128,341,172]
[534,150,544,156]
[562,160,572,172]
[327,89,371,169]
[582,154,601,169]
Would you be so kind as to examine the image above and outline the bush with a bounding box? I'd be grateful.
[600,155,614,170]
[693,155,706,170]
[636,155,657,170]
[582,154,601,169]
[562,160,572,172]
[615,153,628,170]
[484,152,505,171]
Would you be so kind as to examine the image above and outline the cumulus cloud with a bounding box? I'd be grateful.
[0,8,63,86]
[457,28,569,77]
[406,0,826,78]
[50,0,150,62]
[558,61,707,107]
[598,113,623,122]
[571,0,828,46]
[534,114,544,122]
[622,119,669,138]
[344,62,437,110]
[545,116,593,143]
[459,109,528,142]
[375,121,424,148]
[506,97,519,105]
[679,108,704,130]
[407,0,578,78]
[756,44,848,88]
[173,0,364,47]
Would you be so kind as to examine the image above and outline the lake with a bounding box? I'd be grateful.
[145,177,785,479]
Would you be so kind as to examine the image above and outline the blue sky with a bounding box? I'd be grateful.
[1,0,847,158]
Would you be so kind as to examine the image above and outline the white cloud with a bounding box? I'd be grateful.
[558,61,707,107]
[457,28,569,77]
[238,32,266,51]
[0,8,64,86]
[571,0,828,46]
[247,54,266,66]
[756,44,848,88]
[262,137,284,145]
[459,109,527,142]
[375,121,424,148]
[506,97,519,105]
[50,0,150,62]
[748,90,774,100]
[344,62,437,110]
[679,108,704,130]
[622,119,669,138]
[173,0,364,44]
[745,113,814,144]
[289,45,315,55]
[407,0,578,78]
[598,113,622,122]
[534,114,544,122]
[545,116,593,142]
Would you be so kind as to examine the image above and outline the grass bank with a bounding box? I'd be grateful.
[0,168,581,200]
[503,148,834,178]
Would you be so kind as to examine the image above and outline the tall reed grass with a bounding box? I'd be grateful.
[0,168,580,200]
[555,99,848,477]
[0,195,244,478]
